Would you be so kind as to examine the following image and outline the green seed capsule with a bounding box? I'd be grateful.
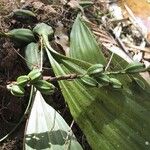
[5,28,35,43]
[124,62,145,73]
[79,1,93,6]
[96,75,110,86]
[34,80,55,95]
[13,9,36,18]
[10,85,25,97]
[87,64,104,77]
[28,69,42,83]
[13,9,37,23]
[81,75,98,87]
[17,75,30,86]
[109,78,122,89]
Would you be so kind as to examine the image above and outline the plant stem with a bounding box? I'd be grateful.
[39,36,44,71]
[43,74,83,82]
[105,70,125,75]
[105,68,149,75]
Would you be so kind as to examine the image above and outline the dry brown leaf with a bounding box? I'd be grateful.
[44,5,57,13]
[54,22,70,56]
[144,52,150,60]
[67,0,80,9]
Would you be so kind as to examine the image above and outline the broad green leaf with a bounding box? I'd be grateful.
[46,47,150,150]
[70,15,106,65]
[24,91,83,150]
[44,15,150,149]
[25,42,43,70]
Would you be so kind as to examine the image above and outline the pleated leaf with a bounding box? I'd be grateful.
[70,15,106,65]
[44,15,150,150]
[24,91,83,150]
[46,48,150,150]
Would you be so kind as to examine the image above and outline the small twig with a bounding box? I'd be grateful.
[105,68,149,75]
[124,42,150,53]
[64,120,74,150]
[13,48,36,66]
[40,36,44,71]
[105,70,125,75]
[105,53,114,71]
[93,30,117,45]
[115,36,130,54]
[110,17,129,24]
[12,44,52,70]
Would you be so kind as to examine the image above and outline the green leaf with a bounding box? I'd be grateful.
[46,46,150,149]
[133,78,145,90]
[24,91,83,150]
[25,42,43,70]
[30,16,150,150]
[70,15,106,65]
[46,47,150,150]
[44,14,150,149]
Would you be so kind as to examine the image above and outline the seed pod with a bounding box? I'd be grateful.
[28,69,42,83]
[81,75,98,87]
[13,9,37,23]
[17,75,30,86]
[109,78,122,89]
[34,80,55,95]
[124,62,145,73]
[10,85,25,97]
[96,75,110,86]
[87,64,104,77]
[79,1,93,6]
[13,9,36,18]
[5,28,35,43]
